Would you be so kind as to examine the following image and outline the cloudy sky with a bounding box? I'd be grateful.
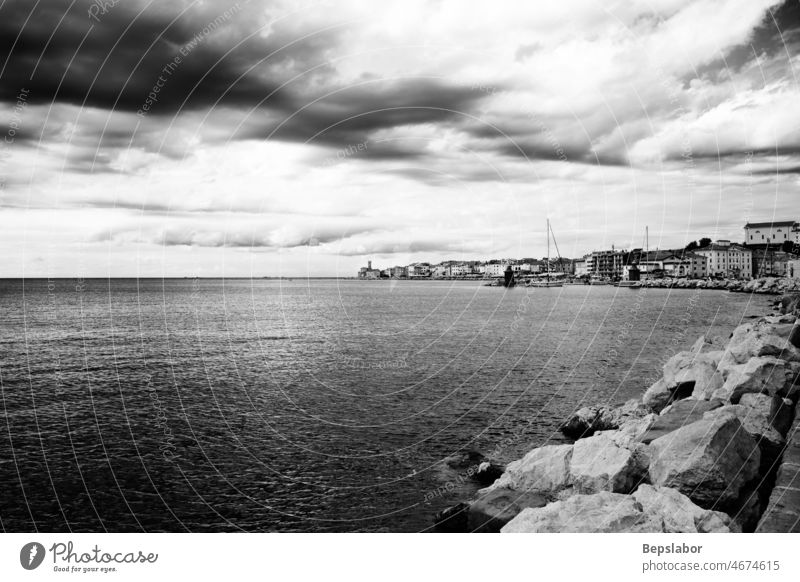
[1,0,798,277]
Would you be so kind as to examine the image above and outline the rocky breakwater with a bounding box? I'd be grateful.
[639,276,800,295]
[433,294,800,533]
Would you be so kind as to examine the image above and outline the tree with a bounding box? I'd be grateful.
[685,241,698,251]
[698,238,712,248]
[781,240,796,254]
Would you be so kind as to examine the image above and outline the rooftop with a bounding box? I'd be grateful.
[696,243,749,251]
[744,221,798,229]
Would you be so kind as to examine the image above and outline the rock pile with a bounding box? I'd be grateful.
[637,277,800,294]
[434,295,800,533]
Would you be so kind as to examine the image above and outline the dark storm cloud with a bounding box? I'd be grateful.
[689,0,800,82]
[750,163,800,175]
[243,78,494,150]
[669,144,800,162]
[0,0,323,113]
[0,0,499,173]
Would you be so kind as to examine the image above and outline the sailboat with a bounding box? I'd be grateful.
[527,219,564,288]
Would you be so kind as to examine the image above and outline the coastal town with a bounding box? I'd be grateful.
[358,220,800,283]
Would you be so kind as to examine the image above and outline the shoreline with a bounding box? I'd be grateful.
[434,293,800,533]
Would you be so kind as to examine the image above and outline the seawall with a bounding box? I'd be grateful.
[434,293,800,533]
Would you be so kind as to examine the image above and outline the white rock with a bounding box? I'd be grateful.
[483,444,573,495]
[738,393,794,436]
[501,492,663,533]
[704,404,785,456]
[569,433,648,494]
[632,484,733,533]
[723,320,800,364]
[648,412,760,510]
[712,356,799,403]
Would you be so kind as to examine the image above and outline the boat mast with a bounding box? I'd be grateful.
[546,219,551,281]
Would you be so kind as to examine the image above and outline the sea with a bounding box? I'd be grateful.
[0,278,772,532]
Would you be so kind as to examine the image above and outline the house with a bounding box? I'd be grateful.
[752,249,792,277]
[693,241,752,278]
[430,264,447,278]
[407,263,431,278]
[744,221,800,247]
[662,252,708,279]
[484,263,508,277]
[574,257,590,277]
[448,263,472,277]
[390,266,407,278]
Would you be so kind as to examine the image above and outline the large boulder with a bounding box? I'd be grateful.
[712,356,800,403]
[704,402,787,475]
[601,414,657,448]
[560,399,650,440]
[501,491,663,533]
[643,378,694,413]
[738,393,794,436]
[467,486,547,532]
[662,349,725,401]
[780,294,800,316]
[560,406,612,439]
[569,433,648,494]
[638,399,723,444]
[483,444,572,495]
[648,412,761,511]
[632,484,735,533]
[723,320,800,365]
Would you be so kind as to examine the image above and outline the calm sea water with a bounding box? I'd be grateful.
[0,278,771,532]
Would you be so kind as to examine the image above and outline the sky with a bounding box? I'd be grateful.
[0,0,798,277]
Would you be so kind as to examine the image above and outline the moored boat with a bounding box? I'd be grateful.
[526,219,564,288]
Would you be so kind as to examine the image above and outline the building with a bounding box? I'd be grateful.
[744,221,800,247]
[588,250,626,280]
[407,263,431,278]
[358,260,382,279]
[693,240,752,278]
[430,264,447,278]
[634,250,674,278]
[447,263,472,277]
[662,252,708,279]
[484,263,508,277]
[390,266,407,278]
[752,249,792,277]
[574,257,590,277]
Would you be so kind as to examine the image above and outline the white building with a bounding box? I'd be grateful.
[744,221,800,245]
[407,263,431,278]
[484,263,507,277]
[448,263,472,277]
[694,241,752,278]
